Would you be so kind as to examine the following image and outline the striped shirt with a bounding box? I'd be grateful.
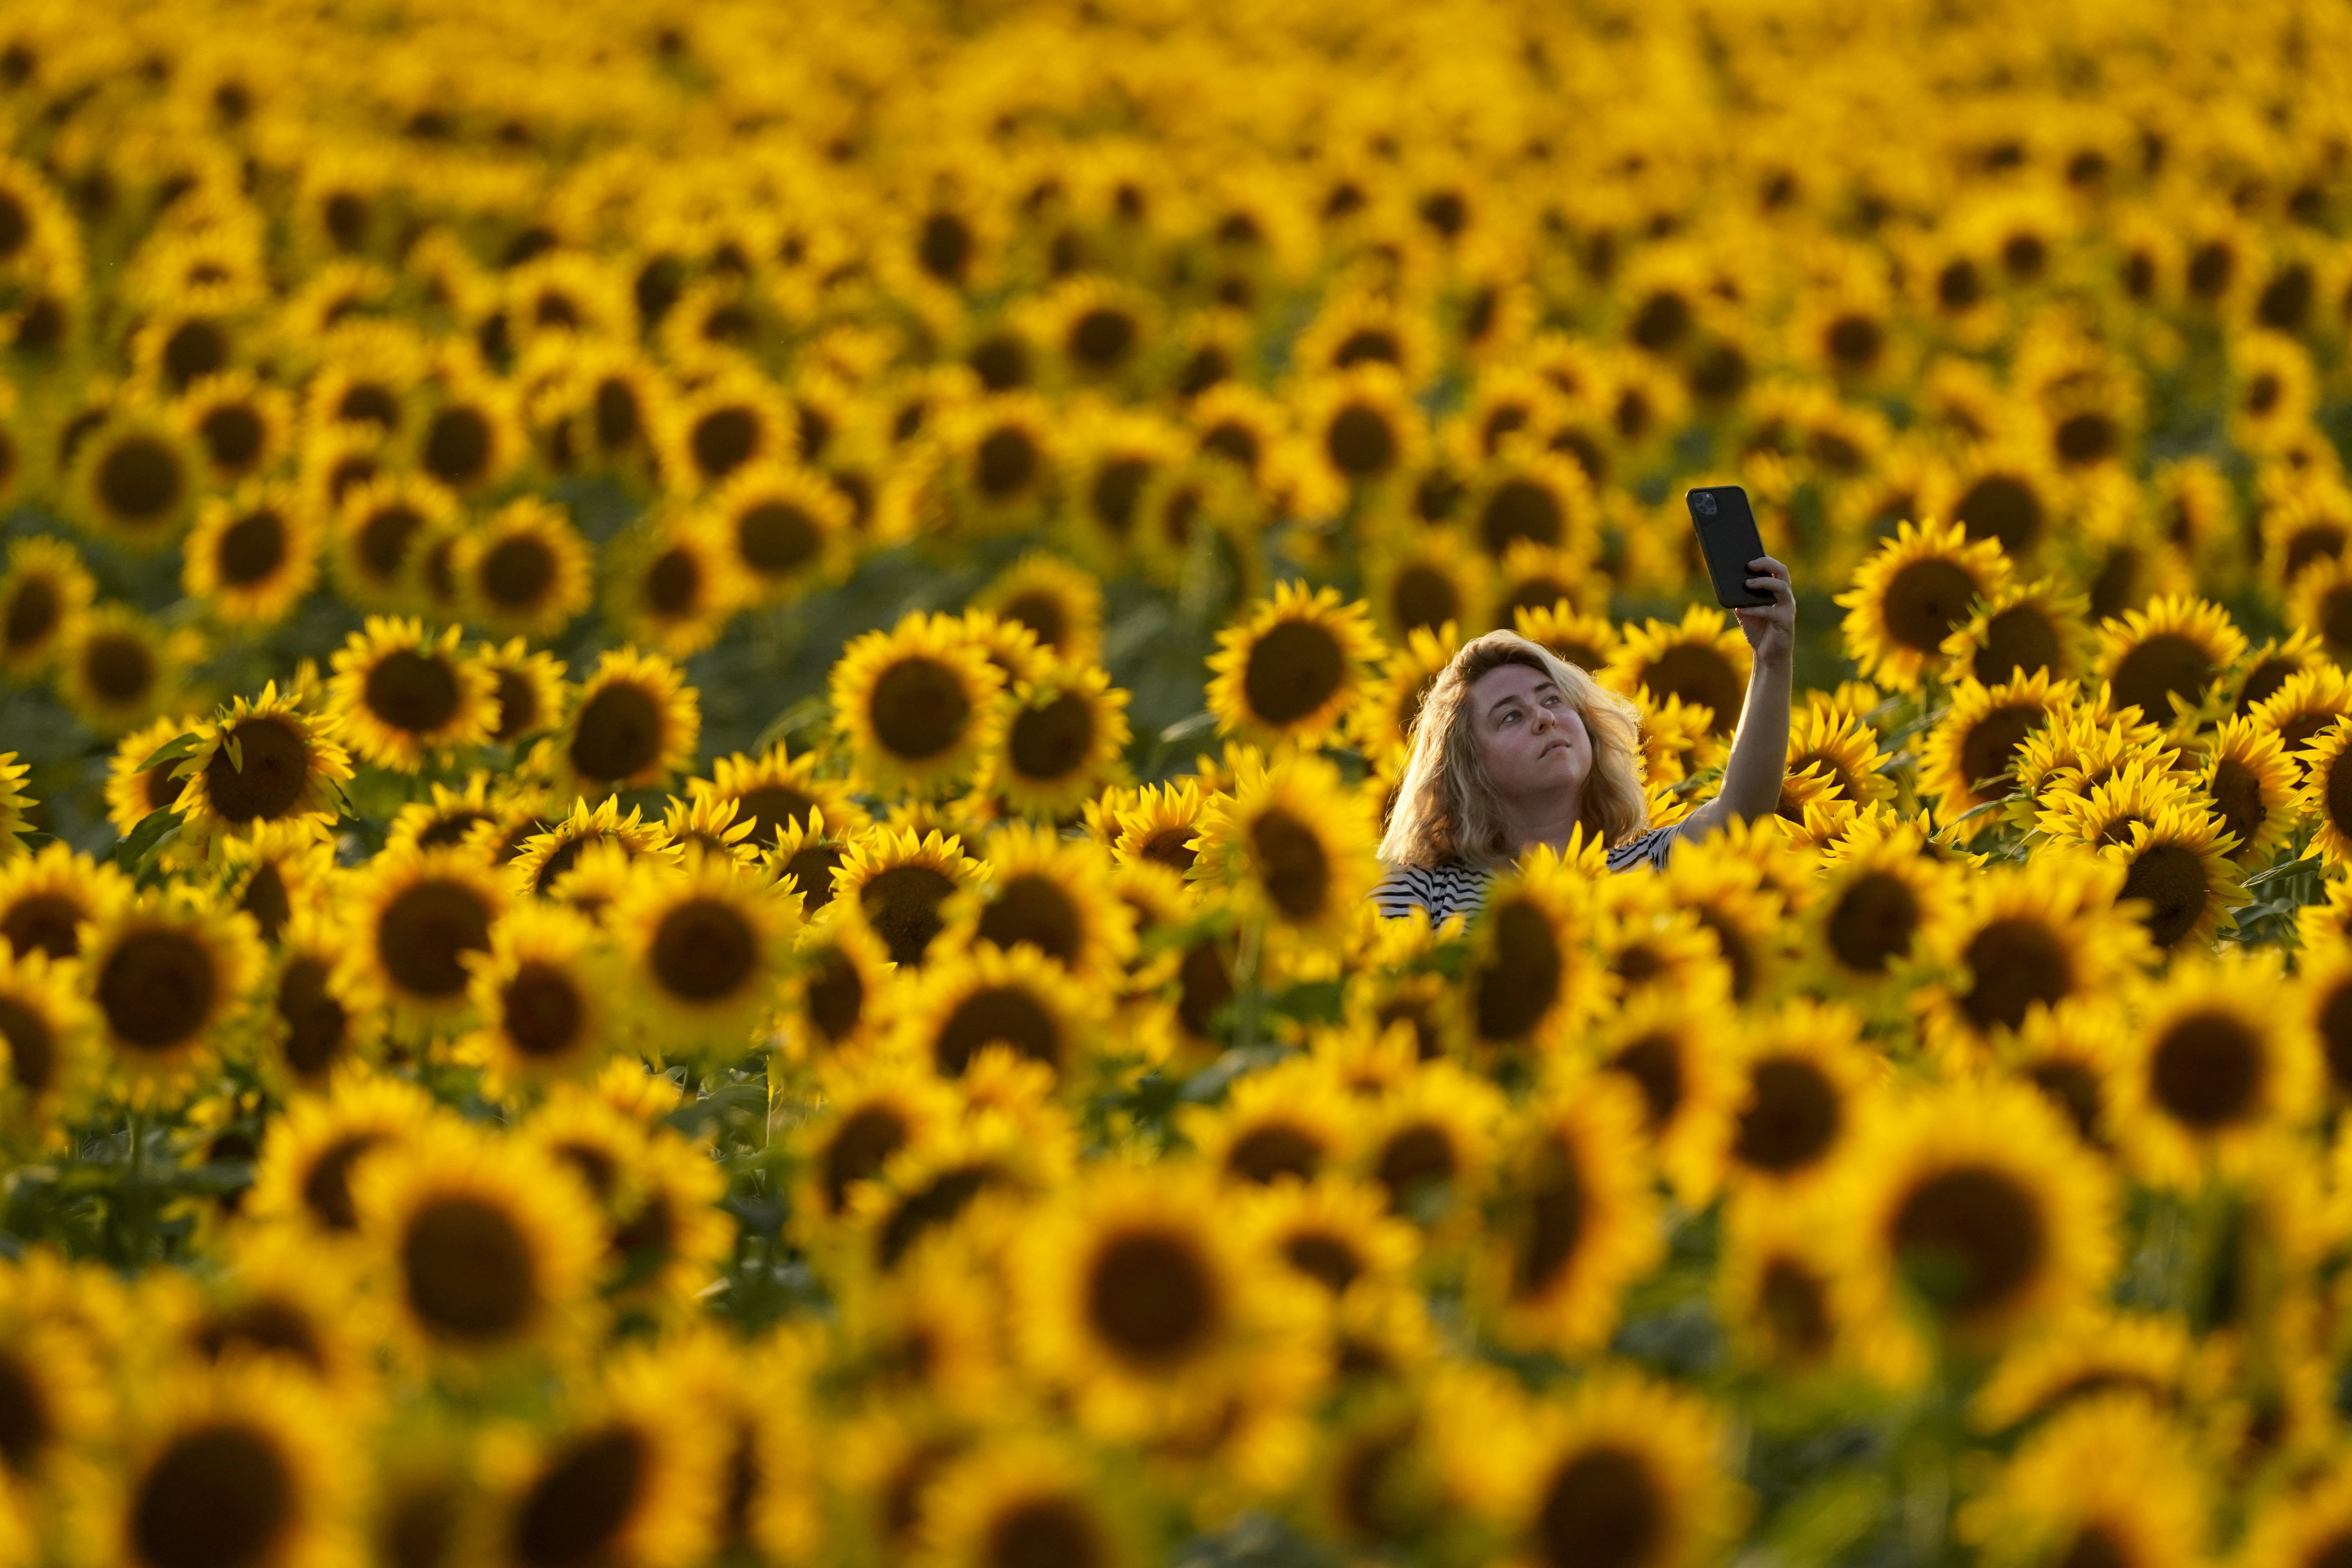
[1369,824,1687,925]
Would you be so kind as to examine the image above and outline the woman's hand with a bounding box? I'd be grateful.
[1734,555,1796,666]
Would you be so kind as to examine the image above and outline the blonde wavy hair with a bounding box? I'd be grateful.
[1378,631,1649,870]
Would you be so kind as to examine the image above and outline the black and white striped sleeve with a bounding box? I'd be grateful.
[1604,821,1686,873]
[1370,863,1492,924]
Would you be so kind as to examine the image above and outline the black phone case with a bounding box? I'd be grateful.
[1685,486,1773,608]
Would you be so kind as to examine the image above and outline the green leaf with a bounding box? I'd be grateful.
[134,733,201,774]
[114,807,181,874]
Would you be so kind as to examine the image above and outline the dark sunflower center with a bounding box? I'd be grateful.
[274,956,349,1080]
[356,503,424,582]
[98,928,215,1050]
[2110,634,2215,724]
[1069,308,1136,372]
[1475,899,1563,1041]
[1759,1258,1834,1359]
[1638,644,1743,734]
[1085,1227,1220,1368]
[239,863,292,943]
[377,879,492,999]
[402,1195,538,1342]
[690,407,759,480]
[512,1427,646,1568]
[2149,1009,2262,1129]
[504,961,586,1058]
[976,427,1039,500]
[98,435,185,525]
[162,320,229,389]
[1512,1133,1586,1299]
[1974,605,2062,684]
[132,1422,293,1568]
[216,508,286,585]
[997,590,1068,651]
[1479,477,1564,554]
[650,898,759,1003]
[0,997,58,1094]
[3,893,85,961]
[1955,474,2043,555]
[1606,1034,1682,1128]
[365,650,461,737]
[1958,703,2043,795]
[931,984,1060,1076]
[1881,557,1980,653]
[568,682,663,784]
[1283,1228,1364,1292]
[4,574,58,652]
[422,407,493,487]
[199,404,265,471]
[1250,808,1330,922]
[85,633,157,704]
[1960,917,2073,1032]
[1826,871,1918,973]
[878,1165,998,1269]
[1326,403,1399,477]
[1242,619,1346,728]
[0,1352,51,1471]
[1890,1163,2045,1321]
[1376,1123,1457,1214]
[205,716,310,823]
[861,863,955,965]
[2056,1524,2132,1568]
[978,876,1081,963]
[1733,1057,1840,1174]
[1535,1446,1665,1568]
[2122,842,2210,949]
[194,1298,327,1373]
[869,657,971,762]
[1391,564,1461,634]
[1225,1122,1324,1185]
[736,501,820,576]
[821,1104,907,1214]
[2054,411,2117,466]
[481,537,555,609]
[1825,314,1883,371]
[804,946,865,1042]
[300,1132,383,1231]
[490,671,539,742]
[645,548,701,617]
[1008,692,1094,783]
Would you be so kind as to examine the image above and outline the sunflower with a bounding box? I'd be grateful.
[892,942,1106,1083]
[1846,1078,2114,1355]
[1959,1394,2206,1568]
[557,1109,731,1315]
[601,511,744,661]
[328,473,461,612]
[973,554,1104,670]
[77,886,262,1105]
[2197,717,2298,866]
[1917,858,2149,1065]
[409,366,521,495]
[612,851,797,1057]
[2107,952,2312,1189]
[1352,625,1459,776]
[347,844,508,1032]
[703,460,852,606]
[552,647,701,800]
[773,917,897,1065]
[1247,1173,1421,1312]
[1012,1162,1321,1454]
[2258,481,2352,588]
[1465,451,1595,563]
[977,661,1132,822]
[0,945,94,1132]
[1917,669,2076,833]
[212,822,337,948]
[655,795,759,870]
[508,798,671,902]
[835,828,981,970]
[1295,288,1440,385]
[171,685,351,851]
[454,903,621,1096]
[324,618,495,772]
[832,615,1005,799]
[1716,1000,1879,1202]
[1448,851,1594,1051]
[110,1360,358,1568]
[2052,785,2247,951]
[943,825,1134,985]
[1938,576,2091,687]
[1466,1076,1662,1354]
[1604,606,1751,738]
[69,405,200,549]
[2096,595,2247,730]
[0,838,133,967]
[1352,1060,1508,1232]
[1512,601,1618,676]
[1196,750,1379,950]
[1178,1055,1358,1188]
[172,1225,380,1394]
[175,369,291,484]
[59,603,195,738]
[1301,365,1426,494]
[2299,720,2352,871]
[1205,582,1385,751]
[1441,1367,1747,1568]
[452,497,592,641]
[254,913,380,1094]
[178,482,319,629]
[1364,531,1486,645]
[942,393,1060,526]
[0,534,94,677]
[912,1436,1146,1568]
[1835,519,2012,690]
[352,1117,603,1368]
[2232,331,2319,453]
[1802,826,1954,1000]
[689,748,867,854]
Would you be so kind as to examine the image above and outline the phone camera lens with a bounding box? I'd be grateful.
[1691,492,1717,515]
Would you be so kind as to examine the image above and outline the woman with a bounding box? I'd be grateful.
[1372,555,1797,923]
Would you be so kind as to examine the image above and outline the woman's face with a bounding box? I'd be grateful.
[1468,661,1592,808]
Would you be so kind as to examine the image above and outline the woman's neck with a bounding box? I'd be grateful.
[1503,787,1585,860]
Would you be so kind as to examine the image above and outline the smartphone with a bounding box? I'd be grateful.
[1685,485,1773,609]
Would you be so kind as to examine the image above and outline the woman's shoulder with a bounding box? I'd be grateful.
[1369,860,1493,922]
[1603,821,1684,873]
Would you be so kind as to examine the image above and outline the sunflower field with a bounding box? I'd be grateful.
[5,0,2352,1564]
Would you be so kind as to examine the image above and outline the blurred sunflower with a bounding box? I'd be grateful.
[1917,858,2148,1065]
[0,534,93,677]
[1364,530,1485,644]
[913,1436,1146,1568]
[2111,953,2314,1188]
[1467,450,1595,563]
[175,369,291,484]
[181,482,321,629]
[552,647,701,800]
[612,852,798,1057]
[1300,364,1426,495]
[1719,1000,1879,1198]
[474,639,568,751]
[832,615,1004,799]
[894,943,1103,1083]
[1940,577,2092,686]
[255,912,379,1094]
[102,716,200,843]
[214,821,338,947]
[80,886,263,1106]
[452,497,592,642]
[835,828,980,970]
[978,661,1132,822]
[0,945,94,1132]
[1604,607,1750,738]
[972,554,1104,670]
[1197,751,1379,949]
[2097,595,2246,730]
[1960,1394,2205,1568]
[2300,720,2352,871]
[603,512,743,661]
[457,903,620,1097]
[705,460,853,606]
[1803,828,1953,1000]
[327,473,461,613]
[59,603,198,738]
[0,840,130,966]
[68,403,200,550]
[945,825,1133,984]
[325,617,495,771]
[1180,1057,1358,1188]
[347,844,508,1032]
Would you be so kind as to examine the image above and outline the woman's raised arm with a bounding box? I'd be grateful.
[1678,555,1796,840]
